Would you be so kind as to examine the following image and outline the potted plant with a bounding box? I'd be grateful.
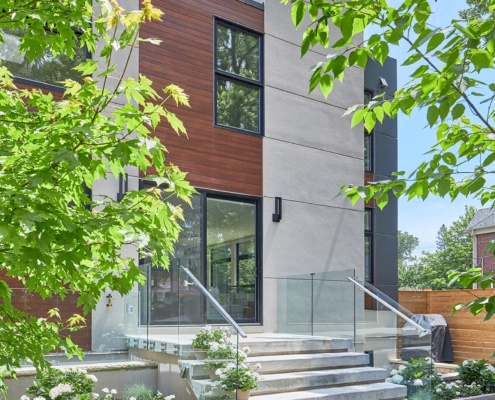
[217,362,262,400]
[205,343,250,381]
[190,326,231,360]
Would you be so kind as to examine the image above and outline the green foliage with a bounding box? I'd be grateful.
[122,383,173,400]
[281,0,495,210]
[399,206,476,290]
[433,380,483,400]
[458,359,495,393]
[449,267,495,320]
[386,358,440,399]
[459,0,495,22]
[398,230,420,263]
[0,0,195,391]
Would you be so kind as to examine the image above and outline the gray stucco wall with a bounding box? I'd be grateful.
[263,1,364,332]
[90,0,141,351]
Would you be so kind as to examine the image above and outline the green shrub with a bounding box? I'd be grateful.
[457,359,495,393]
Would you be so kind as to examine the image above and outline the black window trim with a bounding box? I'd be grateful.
[364,89,374,173]
[213,17,264,136]
[138,180,263,326]
[203,189,262,325]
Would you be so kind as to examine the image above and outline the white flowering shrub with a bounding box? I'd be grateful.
[24,367,100,400]
[457,359,495,393]
[433,380,483,400]
[217,362,262,392]
[386,358,440,399]
[191,326,231,350]
[205,343,250,371]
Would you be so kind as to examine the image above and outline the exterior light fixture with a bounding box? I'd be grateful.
[272,196,282,222]
[379,77,388,88]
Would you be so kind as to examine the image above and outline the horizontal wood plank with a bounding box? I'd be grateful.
[140,0,264,196]
[400,290,495,362]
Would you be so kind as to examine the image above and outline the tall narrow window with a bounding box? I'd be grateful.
[365,208,373,283]
[364,91,373,172]
[215,20,263,134]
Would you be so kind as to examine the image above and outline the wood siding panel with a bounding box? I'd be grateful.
[140,0,264,196]
[399,289,495,362]
[2,274,92,351]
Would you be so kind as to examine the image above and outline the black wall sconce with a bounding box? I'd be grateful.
[117,172,128,202]
[272,196,282,222]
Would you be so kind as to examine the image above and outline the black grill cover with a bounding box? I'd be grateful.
[402,314,454,363]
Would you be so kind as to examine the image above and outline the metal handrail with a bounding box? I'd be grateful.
[180,267,247,338]
[347,277,430,335]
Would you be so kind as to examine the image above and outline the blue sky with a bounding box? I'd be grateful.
[372,0,484,254]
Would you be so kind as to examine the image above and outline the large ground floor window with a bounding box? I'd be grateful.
[139,191,260,325]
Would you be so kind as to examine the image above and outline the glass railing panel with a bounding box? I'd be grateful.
[277,276,312,336]
[277,270,358,341]
[354,278,434,400]
[312,270,358,340]
[124,290,143,351]
[178,266,243,400]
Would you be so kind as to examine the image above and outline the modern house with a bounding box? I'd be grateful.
[2,0,404,398]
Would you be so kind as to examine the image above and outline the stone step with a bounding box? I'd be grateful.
[253,366,389,395]
[250,382,407,399]
[247,352,370,374]
[183,352,370,379]
[238,335,352,356]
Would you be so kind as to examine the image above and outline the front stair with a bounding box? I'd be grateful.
[181,334,406,399]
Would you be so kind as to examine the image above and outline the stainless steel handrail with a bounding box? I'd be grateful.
[180,266,247,338]
[347,277,430,335]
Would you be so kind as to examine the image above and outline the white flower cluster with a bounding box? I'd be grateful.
[49,384,72,399]
[386,374,404,384]
[485,364,495,373]
[20,396,46,400]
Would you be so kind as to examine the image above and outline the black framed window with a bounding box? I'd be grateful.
[139,186,261,325]
[364,91,373,172]
[214,20,263,134]
[365,208,373,283]
[0,28,87,89]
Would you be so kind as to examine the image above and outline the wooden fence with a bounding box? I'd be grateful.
[399,289,495,363]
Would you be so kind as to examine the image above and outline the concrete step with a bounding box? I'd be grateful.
[253,366,389,395]
[248,352,370,374]
[250,382,407,399]
[183,352,370,379]
[238,335,352,356]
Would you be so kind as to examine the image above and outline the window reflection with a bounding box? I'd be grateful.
[216,23,259,80]
[0,28,87,86]
[216,77,260,133]
[140,193,258,325]
[207,197,257,322]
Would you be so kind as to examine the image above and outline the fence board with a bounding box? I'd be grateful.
[399,290,495,362]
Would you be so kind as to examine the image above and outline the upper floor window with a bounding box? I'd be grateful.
[364,91,373,172]
[0,28,86,89]
[365,208,373,283]
[214,20,263,135]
